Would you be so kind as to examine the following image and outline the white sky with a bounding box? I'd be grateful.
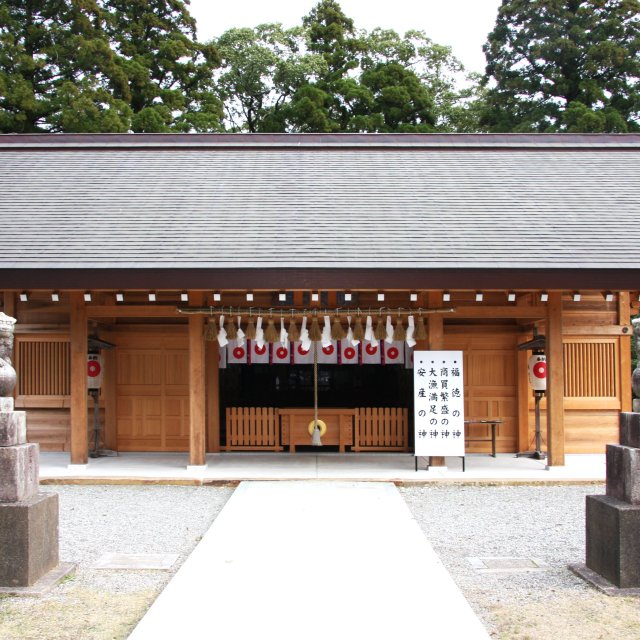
[188,0,502,74]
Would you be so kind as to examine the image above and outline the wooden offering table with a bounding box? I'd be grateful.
[279,408,355,453]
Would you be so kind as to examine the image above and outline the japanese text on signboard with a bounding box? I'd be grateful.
[414,351,465,457]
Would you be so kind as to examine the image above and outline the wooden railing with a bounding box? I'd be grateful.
[225,407,281,451]
[225,406,409,452]
[353,408,409,452]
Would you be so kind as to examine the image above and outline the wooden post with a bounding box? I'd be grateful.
[206,339,220,452]
[70,292,88,465]
[618,292,632,413]
[428,292,446,467]
[189,310,206,466]
[546,292,565,466]
[517,347,531,451]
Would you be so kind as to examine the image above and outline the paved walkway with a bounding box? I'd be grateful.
[39,451,606,483]
[128,481,491,640]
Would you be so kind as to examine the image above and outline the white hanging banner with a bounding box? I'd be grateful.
[414,351,465,457]
[272,342,292,364]
[362,340,381,364]
[249,339,270,364]
[293,341,314,364]
[340,339,359,365]
[383,340,405,365]
[227,339,248,364]
[317,340,338,364]
[219,344,227,369]
[405,343,414,369]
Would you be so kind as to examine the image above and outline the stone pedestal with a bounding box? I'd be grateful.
[580,412,640,591]
[586,494,640,588]
[0,493,59,587]
[0,395,68,590]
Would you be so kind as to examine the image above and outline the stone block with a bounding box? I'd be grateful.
[607,444,640,505]
[586,494,640,588]
[0,443,39,503]
[619,412,640,449]
[0,411,26,447]
[0,492,59,587]
[0,397,13,412]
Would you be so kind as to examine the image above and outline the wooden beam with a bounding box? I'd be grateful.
[618,292,632,413]
[206,339,220,453]
[453,306,546,319]
[86,305,182,318]
[546,292,565,466]
[70,293,88,465]
[562,325,631,335]
[189,307,206,466]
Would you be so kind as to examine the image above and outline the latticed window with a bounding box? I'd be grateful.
[563,339,618,398]
[15,337,70,398]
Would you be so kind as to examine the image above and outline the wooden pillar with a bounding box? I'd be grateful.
[546,292,565,466]
[618,292,632,414]
[189,311,206,466]
[70,292,88,465]
[3,291,15,318]
[517,346,531,451]
[206,339,220,452]
[428,292,446,467]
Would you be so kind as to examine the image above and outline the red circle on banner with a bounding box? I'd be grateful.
[254,344,267,356]
[533,361,547,379]
[387,347,399,360]
[322,345,334,355]
[276,347,288,359]
[344,347,356,360]
[87,361,101,377]
[365,343,378,355]
[233,347,245,359]
[298,344,309,355]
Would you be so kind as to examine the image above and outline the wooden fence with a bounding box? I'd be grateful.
[353,407,409,451]
[225,407,281,451]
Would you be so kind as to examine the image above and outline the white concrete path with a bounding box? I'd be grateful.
[128,481,491,640]
[40,451,607,483]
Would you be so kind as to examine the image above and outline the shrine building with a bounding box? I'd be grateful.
[0,132,638,467]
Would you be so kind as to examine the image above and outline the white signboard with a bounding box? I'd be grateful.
[414,351,465,457]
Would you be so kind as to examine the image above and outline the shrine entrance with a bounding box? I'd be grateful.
[220,362,413,452]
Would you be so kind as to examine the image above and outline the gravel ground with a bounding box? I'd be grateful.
[0,484,234,640]
[400,483,640,640]
[2,482,640,640]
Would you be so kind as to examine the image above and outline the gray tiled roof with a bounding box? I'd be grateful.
[0,134,638,271]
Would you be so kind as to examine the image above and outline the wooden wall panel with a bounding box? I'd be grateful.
[445,331,518,454]
[114,329,190,452]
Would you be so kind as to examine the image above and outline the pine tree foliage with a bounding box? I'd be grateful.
[482,0,640,132]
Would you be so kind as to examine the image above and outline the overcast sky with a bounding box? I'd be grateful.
[188,0,502,74]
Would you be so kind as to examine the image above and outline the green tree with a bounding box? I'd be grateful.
[103,0,222,132]
[214,24,326,132]
[482,0,640,132]
[0,0,130,133]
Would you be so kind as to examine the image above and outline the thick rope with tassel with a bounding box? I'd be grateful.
[311,340,322,446]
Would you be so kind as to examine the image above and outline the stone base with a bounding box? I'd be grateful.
[569,563,640,597]
[606,444,640,504]
[0,410,26,446]
[0,562,76,597]
[0,492,59,587]
[0,442,39,502]
[586,494,640,588]
[620,412,640,448]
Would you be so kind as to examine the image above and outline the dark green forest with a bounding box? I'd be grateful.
[1,0,638,133]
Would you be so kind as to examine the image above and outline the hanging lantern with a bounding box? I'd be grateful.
[528,354,547,391]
